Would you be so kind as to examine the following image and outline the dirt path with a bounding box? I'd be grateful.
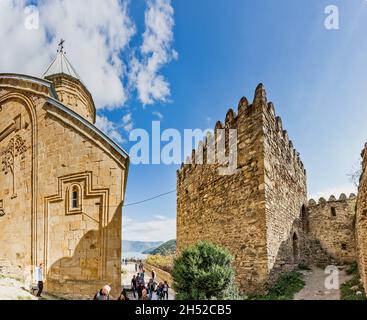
[294,266,352,300]
[0,276,57,300]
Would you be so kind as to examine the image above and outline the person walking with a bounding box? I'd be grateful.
[163,281,170,300]
[147,278,156,300]
[140,270,145,284]
[135,263,138,272]
[117,289,129,301]
[151,270,156,281]
[34,263,44,297]
[137,282,144,300]
[131,275,137,299]
[141,288,150,300]
[157,282,163,300]
[93,285,111,300]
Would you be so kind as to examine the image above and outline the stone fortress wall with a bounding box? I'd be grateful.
[261,91,308,281]
[356,144,367,292]
[307,194,357,264]
[177,84,308,293]
[177,84,362,294]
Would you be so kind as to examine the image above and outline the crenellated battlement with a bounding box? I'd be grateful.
[306,192,357,264]
[260,86,306,177]
[308,193,357,206]
[177,84,309,293]
[177,84,306,180]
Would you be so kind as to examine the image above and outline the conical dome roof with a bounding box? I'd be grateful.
[43,40,81,79]
[42,40,96,123]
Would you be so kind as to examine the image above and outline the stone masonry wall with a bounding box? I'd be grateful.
[261,91,308,280]
[356,144,367,292]
[46,74,96,124]
[307,194,356,264]
[38,103,126,298]
[0,94,33,278]
[177,84,307,294]
[0,77,128,299]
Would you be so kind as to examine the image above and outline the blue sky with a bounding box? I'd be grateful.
[116,0,367,241]
[1,0,367,241]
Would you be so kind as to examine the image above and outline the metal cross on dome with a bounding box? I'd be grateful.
[58,39,65,53]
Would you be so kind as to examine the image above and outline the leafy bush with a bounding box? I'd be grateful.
[146,254,174,273]
[298,263,311,271]
[345,262,358,276]
[340,277,366,300]
[341,262,366,300]
[172,241,236,300]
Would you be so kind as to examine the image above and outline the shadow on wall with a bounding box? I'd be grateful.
[45,203,122,299]
[268,208,307,285]
[268,204,342,285]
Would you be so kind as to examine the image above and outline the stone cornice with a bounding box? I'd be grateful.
[0,73,129,162]
[0,73,58,99]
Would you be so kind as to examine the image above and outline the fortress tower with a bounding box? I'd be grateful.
[177,84,308,293]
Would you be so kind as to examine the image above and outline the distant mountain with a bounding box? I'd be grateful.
[143,239,176,255]
[122,240,164,253]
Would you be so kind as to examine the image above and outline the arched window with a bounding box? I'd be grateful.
[67,184,82,214]
[72,186,79,209]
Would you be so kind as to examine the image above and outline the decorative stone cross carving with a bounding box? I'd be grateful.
[0,115,27,198]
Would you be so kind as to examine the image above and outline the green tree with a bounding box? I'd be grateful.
[172,241,236,300]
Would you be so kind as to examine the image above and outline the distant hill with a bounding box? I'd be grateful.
[143,239,176,255]
[122,240,164,253]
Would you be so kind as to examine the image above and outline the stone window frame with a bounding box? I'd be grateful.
[66,183,83,215]
[331,207,337,217]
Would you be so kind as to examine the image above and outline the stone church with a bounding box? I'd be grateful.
[0,44,129,298]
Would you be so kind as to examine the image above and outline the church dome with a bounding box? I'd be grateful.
[43,46,80,80]
[43,40,96,124]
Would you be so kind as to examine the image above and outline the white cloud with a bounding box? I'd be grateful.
[122,112,134,132]
[123,215,176,242]
[309,184,357,201]
[152,111,164,120]
[0,0,177,111]
[0,0,136,109]
[154,215,167,221]
[95,115,126,144]
[96,111,134,143]
[129,0,178,105]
